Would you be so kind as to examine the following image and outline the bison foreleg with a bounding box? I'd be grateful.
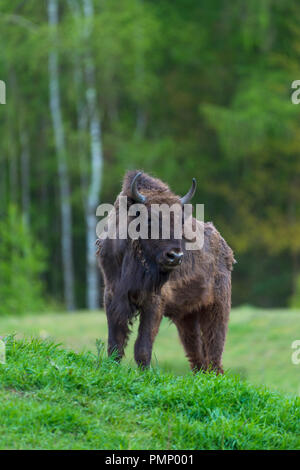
[105,290,131,362]
[134,298,162,369]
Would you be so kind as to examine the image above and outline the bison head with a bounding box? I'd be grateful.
[128,172,196,273]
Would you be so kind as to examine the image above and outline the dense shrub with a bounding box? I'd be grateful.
[0,205,46,315]
[290,276,300,309]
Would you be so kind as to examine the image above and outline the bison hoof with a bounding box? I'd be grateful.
[134,351,151,369]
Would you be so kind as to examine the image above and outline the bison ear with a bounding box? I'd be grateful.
[180,178,197,205]
[130,172,147,204]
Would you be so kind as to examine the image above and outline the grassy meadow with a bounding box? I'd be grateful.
[1,307,300,396]
[0,336,299,450]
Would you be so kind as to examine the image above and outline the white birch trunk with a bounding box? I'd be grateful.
[48,0,75,310]
[20,129,30,227]
[134,0,147,138]
[83,0,103,310]
[67,0,89,209]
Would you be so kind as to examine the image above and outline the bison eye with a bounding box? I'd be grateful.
[135,211,141,217]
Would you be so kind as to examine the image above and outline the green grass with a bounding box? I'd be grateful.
[1,307,300,395]
[0,336,299,450]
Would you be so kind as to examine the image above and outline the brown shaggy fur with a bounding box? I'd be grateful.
[97,170,235,374]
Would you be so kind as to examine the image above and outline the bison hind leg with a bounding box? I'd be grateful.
[173,312,207,373]
[199,302,230,375]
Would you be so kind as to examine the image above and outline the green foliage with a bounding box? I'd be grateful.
[0,0,299,308]
[0,206,46,315]
[0,337,299,450]
[290,276,300,309]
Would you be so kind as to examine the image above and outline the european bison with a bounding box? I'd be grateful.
[97,170,235,374]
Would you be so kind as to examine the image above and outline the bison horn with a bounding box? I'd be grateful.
[180,178,197,205]
[130,172,147,204]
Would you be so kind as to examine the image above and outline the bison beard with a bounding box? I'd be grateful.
[97,170,235,374]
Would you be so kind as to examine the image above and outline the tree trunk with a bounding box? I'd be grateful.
[83,0,103,310]
[134,0,147,138]
[48,0,75,310]
[20,129,30,227]
[67,0,89,209]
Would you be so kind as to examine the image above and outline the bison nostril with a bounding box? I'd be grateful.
[166,252,176,261]
[166,251,183,264]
